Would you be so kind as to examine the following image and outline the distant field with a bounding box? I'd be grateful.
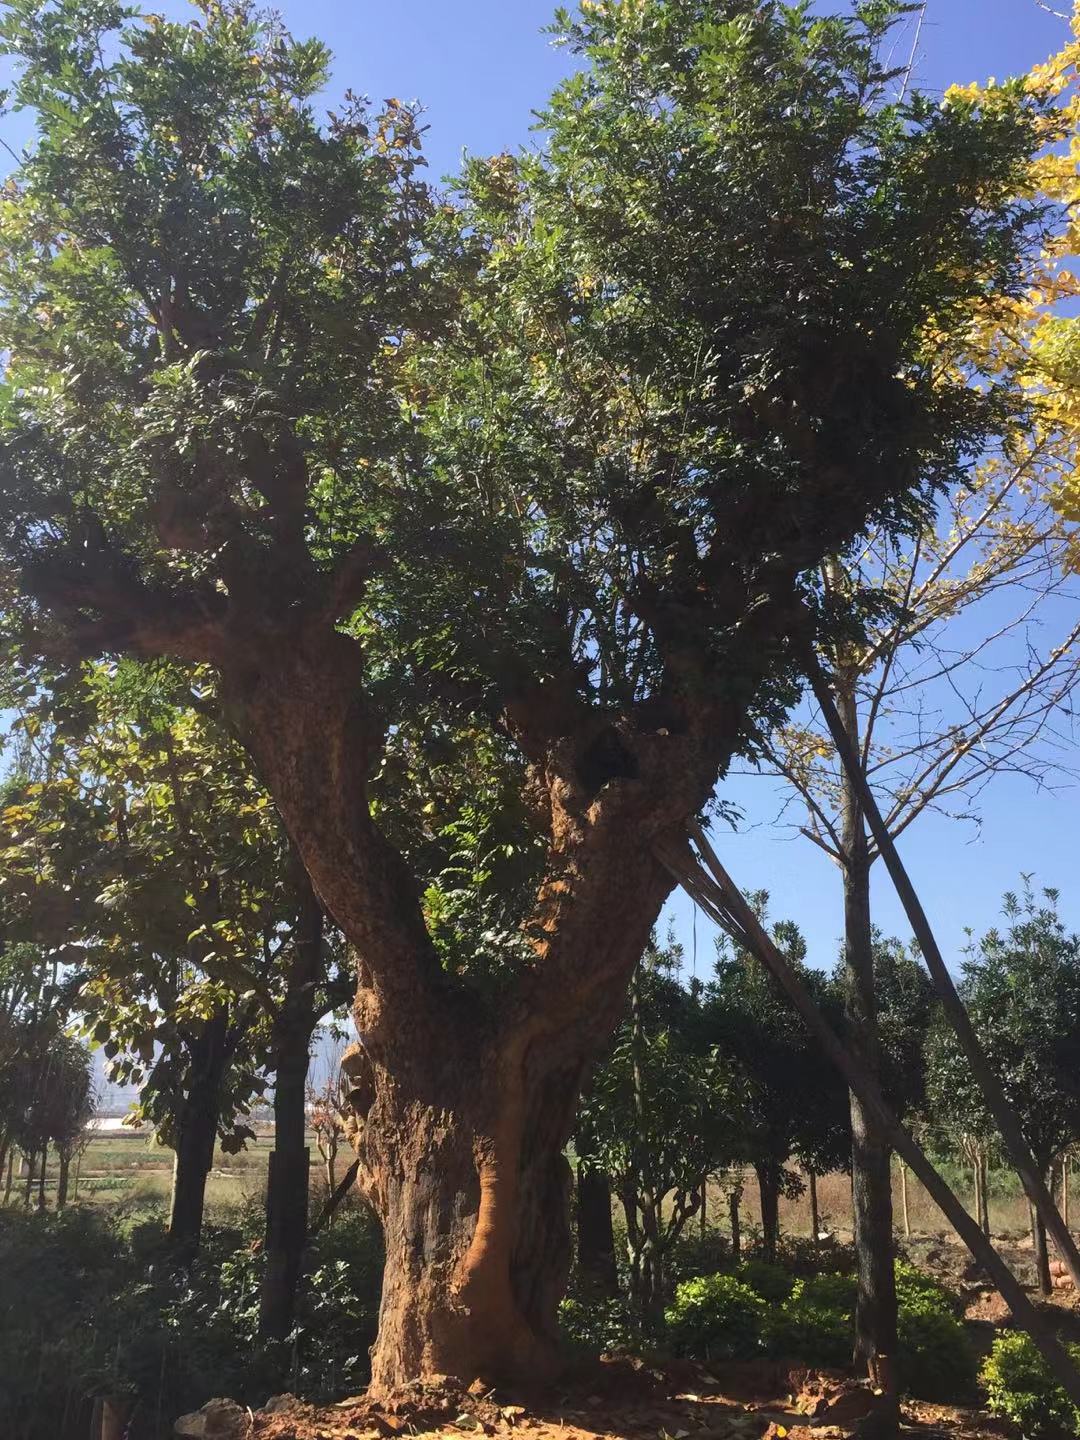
[7,1128,336,1217]
[6,1130,1057,1252]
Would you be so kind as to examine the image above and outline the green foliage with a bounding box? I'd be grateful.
[707,903,850,1186]
[894,1258,960,1317]
[982,1332,1080,1439]
[762,1273,855,1368]
[896,1302,977,1403]
[558,1296,641,1357]
[667,1228,731,1285]
[664,1273,765,1360]
[927,883,1080,1172]
[0,1202,384,1438]
[733,1257,794,1305]
[580,937,752,1318]
[774,1233,857,1279]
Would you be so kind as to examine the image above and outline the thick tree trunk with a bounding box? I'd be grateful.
[36,1146,47,1211]
[3,1145,12,1204]
[576,1162,618,1297]
[837,680,898,1428]
[168,1014,228,1250]
[808,1169,819,1245]
[229,628,708,1394]
[755,1162,781,1263]
[352,1054,578,1397]
[260,876,322,1342]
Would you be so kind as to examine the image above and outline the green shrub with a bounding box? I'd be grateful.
[982,1332,1080,1439]
[0,1201,386,1439]
[792,1271,858,1313]
[763,1273,855,1367]
[668,1228,731,1284]
[559,1296,640,1355]
[665,1274,765,1360]
[896,1303,977,1402]
[894,1259,959,1317]
[775,1234,857,1278]
[734,1257,794,1304]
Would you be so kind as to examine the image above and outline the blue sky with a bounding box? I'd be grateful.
[4,0,1079,975]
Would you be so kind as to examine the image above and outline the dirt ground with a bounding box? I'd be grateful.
[174,1356,1012,1440]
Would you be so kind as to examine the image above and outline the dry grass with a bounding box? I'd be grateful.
[706,1165,1044,1246]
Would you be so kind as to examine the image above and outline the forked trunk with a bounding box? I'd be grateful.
[229,632,699,1394]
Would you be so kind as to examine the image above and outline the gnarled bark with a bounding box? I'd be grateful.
[341,1032,582,1394]
[224,625,724,1394]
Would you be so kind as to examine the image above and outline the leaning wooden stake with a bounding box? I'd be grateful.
[659,827,1080,1409]
[310,1156,360,1236]
[899,1160,910,1240]
[799,638,1080,1294]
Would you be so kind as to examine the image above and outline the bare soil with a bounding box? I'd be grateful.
[177,1356,1010,1440]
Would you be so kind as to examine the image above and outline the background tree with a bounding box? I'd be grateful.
[927,882,1080,1294]
[706,900,850,1263]
[0,663,352,1337]
[0,0,1056,1390]
[578,933,750,1325]
[754,469,1079,1400]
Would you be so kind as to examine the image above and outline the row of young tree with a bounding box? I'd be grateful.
[0,944,94,1207]
[579,884,1080,1331]
[2,0,1080,1425]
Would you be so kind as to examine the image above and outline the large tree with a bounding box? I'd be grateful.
[0,0,1056,1393]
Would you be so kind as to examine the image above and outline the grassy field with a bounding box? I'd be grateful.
[6,1130,1054,1252]
[8,1129,284,1216]
[711,1165,1045,1247]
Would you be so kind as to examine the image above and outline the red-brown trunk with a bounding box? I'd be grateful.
[348,1041,578,1397]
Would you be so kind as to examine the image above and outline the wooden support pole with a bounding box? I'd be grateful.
[800,638,1080,1294]
[660,827,1080,1409]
